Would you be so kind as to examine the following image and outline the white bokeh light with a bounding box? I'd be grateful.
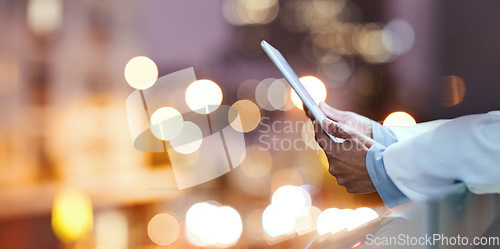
[262,204,296,238]
[170,121,203,154]
[316,208,354,235]
[149,107,184,141]
[185,202,243,247]
[272,185,312,217]
[291,76,327,110]
[347,207,379,231]
[185,80,223,114]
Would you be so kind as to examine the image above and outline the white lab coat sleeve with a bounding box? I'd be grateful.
[383,111,500,202]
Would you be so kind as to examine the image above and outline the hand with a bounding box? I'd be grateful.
[314,118,377,193]
[304,102,374,138]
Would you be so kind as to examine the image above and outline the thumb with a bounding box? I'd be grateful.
[319,102,348,121]
[322,118,351,139]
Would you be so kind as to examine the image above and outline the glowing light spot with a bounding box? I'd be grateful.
[148,213,180,246]
[222,0,279,26]
[186,202,242,247]
[150,107,184,141]
[240,145,272,178]
[95,210,128,249]
[295,206,321,235]
[124,56,158,90]
[255,78,277,110]
[51,189,93,243]
[383,111,416,127]
[27,0,62,35]
[442,75,466,107]
[268,79,295,111]
[383,19,415,55]
[170,121,203,154]
[352,241,362,248]
[229,100,261,133]
[347,207,379,231]
[272,185,312,217]
[185,80,223,114]
[291,76,327,110]
[262,204,296,237]
[316,208,353,235]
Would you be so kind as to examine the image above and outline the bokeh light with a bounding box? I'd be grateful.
[185,79,223,114]
[347,207,379,231]
[150,107,184,141]
[147,213,180,246]
[262,204,296,238]
[383,19,415,56]
[295,206,321,235]
[222,0,279,26]
[228,100,261,133]
[51,189,93,243]
[263,185,313,238]
[267,79,295,111]
[316,208,353,235]
[170,121,203,154]
[124,56,159,90]
[442,75,466,107]
[291,76,327,110]
[383,111,416,127]
[95,210,128,249]
[272,185,311,217]
[27,0,63,35]
[255,78,277,110]
[186,202,242,247]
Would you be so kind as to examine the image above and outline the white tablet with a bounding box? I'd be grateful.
[261,40,339,142]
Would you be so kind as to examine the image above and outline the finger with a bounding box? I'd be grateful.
[319,102,349,121]
[315,128,342,152]
[322,118,352,139]
[303,103,314,120]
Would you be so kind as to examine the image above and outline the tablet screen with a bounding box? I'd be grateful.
[261,40,339,142]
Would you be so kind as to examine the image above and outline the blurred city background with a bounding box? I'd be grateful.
[0,0,499,248]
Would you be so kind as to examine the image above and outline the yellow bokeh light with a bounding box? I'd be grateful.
[228,100,261,133]
[124,56,158,90]
[51,189,93,243]
[150,107,184,141]
[170,121,203,154]
[148,213,180,246]
[185,79,223,114]
[291,76,327,110]
[383,111,416,127]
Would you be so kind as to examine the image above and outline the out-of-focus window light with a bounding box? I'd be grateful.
[27,0,63,35]
[51,189,93,243]
[383,111,416,127]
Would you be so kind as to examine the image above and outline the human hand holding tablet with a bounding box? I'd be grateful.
[261,40,341,143]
